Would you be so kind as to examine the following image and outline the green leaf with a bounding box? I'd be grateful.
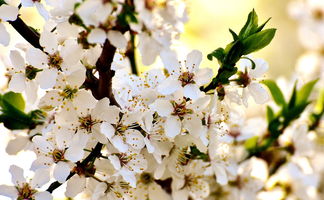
[223,40,244,64]
[296,79,318,106]
[241,28,276,55]
[239,9,259,39]
[229,29,238,40]
[255,17,271,32]
[207,48,225,62]
[287,81,297,109]
[266,106,275,123]
[262,80,286,106]
[0,0,6,6]
[1,92,25,112]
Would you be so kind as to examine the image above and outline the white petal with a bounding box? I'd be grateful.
[138,33,161,65]
[157,76,181,95]
[30,156,53,171]
[21,0,34,7]
[88,28,106,44]
[119,168,136,188]
[100,122,115,139]
[40,30,58,54]
[149,99,173,117]
[32,136,53,153]
[53,162,71,183]
[144,137,155,153]
[0,5,18,21]
[195,68,213,85]
[10,50,25,69]
[73,90,97,113]
[0,185,18,199]
[186,50,202,72]
[213,165,228,185]
[26,47,48,69]
[38,68,58,89]
[65,175,86,198]
[183,84,201,100]
[35,3,50,21]
[30,168,50,188]
[149,183,171,200]
[248,82,269,104]
[25,80,38,104]
[183,115,203,138]
[165,116,181,138]
[35,191,53,200]
[172,189,189,200]
[0,23,10,46]
[160,49,179,72]
[107,30,127,50]
[108,155,121,170]
[9,165,26,185]
[125,129,145,149]
[111,136,129,153]
[249,58,269,78]
[65,145,84,162]
[8,74,26,92]
[6,136,29,155]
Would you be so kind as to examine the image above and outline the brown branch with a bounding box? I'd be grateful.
[8,17,43,50]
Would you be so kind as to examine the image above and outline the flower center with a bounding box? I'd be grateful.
[25,65,42,80]
[116,153,131,166]
[236,70,251,87]
[140,173,154,185]
[60,86,78,100]
[48,52,63,70]
[171,100,193,118]
[78,115,100,133]
[17,183,37,200]
[178,72,195,87]
[52,149,65,163]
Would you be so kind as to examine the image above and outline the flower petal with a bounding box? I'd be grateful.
[149,99,173,117]
[53,162,71,183]
[183,84,201,100]
[0,23,10,46]
[186,50,202,72]
[0,185,18,199]
[8,73,26,93]
[125,129,145,149]
[165,116,181,138]
[88,28,106,44]
[0,5,18,21]
[35,191,53,200]
[9,165,26,185]
[30,168,50,188]
[248,82,269,104]
[107,30,127,50]
[65,175,86,198]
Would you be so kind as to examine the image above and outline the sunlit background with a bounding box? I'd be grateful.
[0,0,307,199]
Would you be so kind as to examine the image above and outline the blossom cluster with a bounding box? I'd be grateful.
[0,0,322,200]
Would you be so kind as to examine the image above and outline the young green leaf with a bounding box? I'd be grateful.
[229,29,239,40]
[262,80,286,106]
[266,105,275,123]
[207,48,225,62]
[241,28,276,55]
[296,79,318,106]
[1,92,25,112]
[239,9,259,39]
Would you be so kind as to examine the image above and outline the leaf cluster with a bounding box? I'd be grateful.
[0,92,45,130]
[204,9,276,93]
[245,79,318,155]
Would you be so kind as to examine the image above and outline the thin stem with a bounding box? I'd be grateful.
[126,33,138,75]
